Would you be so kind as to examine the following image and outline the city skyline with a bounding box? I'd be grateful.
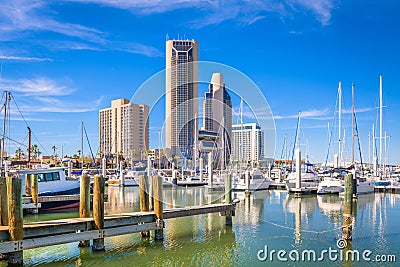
[0,1,399,164]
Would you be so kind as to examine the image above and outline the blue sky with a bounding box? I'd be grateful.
[0,0,399,164]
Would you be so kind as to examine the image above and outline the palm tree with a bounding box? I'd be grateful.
[51,145,57,156]
[15,148,22,160]
[30,144,40,159]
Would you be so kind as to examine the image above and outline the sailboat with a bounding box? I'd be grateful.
[341,83,374,195]
[318,82,344,194]
[284,113,319,192]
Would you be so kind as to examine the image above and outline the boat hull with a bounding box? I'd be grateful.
[233,179,272,191]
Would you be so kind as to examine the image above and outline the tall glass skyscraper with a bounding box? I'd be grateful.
[165,40,198,157]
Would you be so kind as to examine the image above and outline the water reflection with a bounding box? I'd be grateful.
[6,188,400,266]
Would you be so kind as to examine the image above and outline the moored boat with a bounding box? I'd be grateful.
[14,166,81,210]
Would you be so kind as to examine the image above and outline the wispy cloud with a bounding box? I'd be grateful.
[286,0,335,26]
[1,77,73,96]
[0,0,162,57]
[65,0,336,26]
[342,107,374,114]
[274,109,331,120]
[0,55,53,62]
[25,96,103,113]
[1,77,103,113]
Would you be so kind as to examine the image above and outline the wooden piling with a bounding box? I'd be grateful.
[153,175,163,240]
[139,174,150,237]
[25,174,32,197]
[245,170,251,196]
[352,173,357,198]
[147,156,154,210]
[79,174,91,247]
[7,177,24,266]
[225,173,233,226]
[32,174,39,206]
[0,178,8,226]
[342,173,353,240]
[92,175,105,251]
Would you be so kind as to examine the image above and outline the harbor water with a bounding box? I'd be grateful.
[2,187,399,266]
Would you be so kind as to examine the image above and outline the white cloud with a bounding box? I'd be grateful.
[342,107,374,114]
[0,0,162,57]
[66,0,335,26]
[286,0,334,25]
[1,77,73,96]
[274,109,331,120]
[1,77,103,113]
[0,55,53,62]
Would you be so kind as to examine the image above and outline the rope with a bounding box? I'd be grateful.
[259,217,345,234]
[83,123,98,171]
[10,92,49,155]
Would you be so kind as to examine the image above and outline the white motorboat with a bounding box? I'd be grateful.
[15,166,80,196]
[233,168,272,191]
[356,177,375,194]
[317,177,343,194]
[285,163,319,192]
[13,166,81,210]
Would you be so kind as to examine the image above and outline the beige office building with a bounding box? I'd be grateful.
[99,98,149,159]
[165,39,198,157]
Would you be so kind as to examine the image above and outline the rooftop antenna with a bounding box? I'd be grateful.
[166,33,169,41]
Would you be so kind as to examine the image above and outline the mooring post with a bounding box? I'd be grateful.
[245,170,251,196]
[139,174,150,237]
[25,174,32,197]
[32,174,39,207]
[153,175,164,240]
[351,170,357,198]
[0,177,8,260]
[0,178,8,226]
[7,177,24,266]
[225,173,233,226]
[79,174,91,247]
[342,173,353,240]
[208,152,213,187]
[147,156,154,210]
[93,175,105,251]
[199,158,203,183]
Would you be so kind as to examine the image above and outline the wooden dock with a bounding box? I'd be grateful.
[0,203,235,254]
[0,174,236,265]
[22,194,109,213]
[375,185,400,194]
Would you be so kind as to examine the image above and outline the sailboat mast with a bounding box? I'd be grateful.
[338,82,342,166]
[1,91,10,174]
[81,121,84,169]
[379,74,383,177]
[351,83,355,166]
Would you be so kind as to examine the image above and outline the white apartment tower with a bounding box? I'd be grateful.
[99,98,149,159]
[231,123,264,164]
[203,73,232,167]
[165,39,199,157]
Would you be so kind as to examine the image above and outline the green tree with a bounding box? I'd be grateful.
[15,148,22,160]
[51,145,57,156]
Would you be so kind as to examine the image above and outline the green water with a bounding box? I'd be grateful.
[1,187,399,266]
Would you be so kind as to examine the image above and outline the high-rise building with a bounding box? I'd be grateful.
[165,39,198,157]
[202,73,232,167]
[99,98,149,159]
[231,123,264,164]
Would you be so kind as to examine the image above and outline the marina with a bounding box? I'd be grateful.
[1,184,399,266]
[0,1,399,266]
